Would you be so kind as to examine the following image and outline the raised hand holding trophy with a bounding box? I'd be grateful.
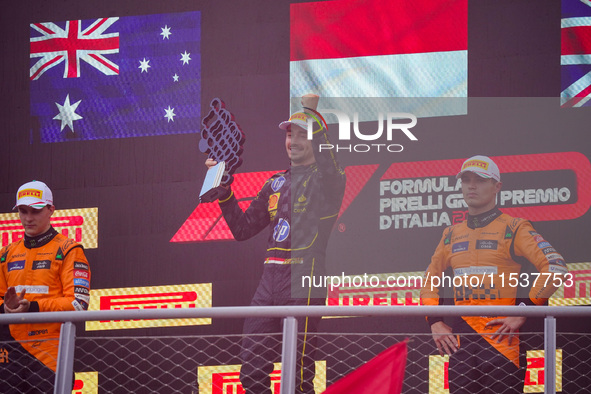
[198,98,245,203]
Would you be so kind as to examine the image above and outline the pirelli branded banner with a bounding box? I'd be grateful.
[197,361,326,394]
[325,271,422,308]
[428,350,562,393]
[0,208,98,249]
[86,283,212,331]
[321,263,589,314]
[72,372,99,394]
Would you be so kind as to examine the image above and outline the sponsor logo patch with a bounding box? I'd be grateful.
[452,241,469,253]
[72,299,85,311]
[549,259,567,268]
[545,253,563,262]
[462,160,488,171]
[18,189,43,199]
[271,176,285,192]
[7,260,25,272]
[74,278,90,288]
[75,287,90,295]
[32,260,51,270]
[74,261,89,271]
[268,193,280,211]
[476,240,498,250]
[28,329,48,337]
[74,270,90,279]
[75,294,91,304]
[273,218,290,242]
[537,241,551,249]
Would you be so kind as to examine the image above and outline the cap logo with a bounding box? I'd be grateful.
[18,189,43,199]
[289,113,308,122]
[462,160,489,171]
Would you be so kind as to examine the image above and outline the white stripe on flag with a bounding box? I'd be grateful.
[290,50,467,99]
[573,96,591,107]
[561,69,591,101]
[561,17,591,29]
[561,54,591,65]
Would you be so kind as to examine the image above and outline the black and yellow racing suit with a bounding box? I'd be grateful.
[218,122,345,393]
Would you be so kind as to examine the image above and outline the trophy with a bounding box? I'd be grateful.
[198,98,245,203]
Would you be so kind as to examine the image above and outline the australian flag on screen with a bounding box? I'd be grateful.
[30,12,201,143]
[561,0,591,107]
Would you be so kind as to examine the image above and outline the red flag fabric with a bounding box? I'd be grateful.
[323,340,408,394]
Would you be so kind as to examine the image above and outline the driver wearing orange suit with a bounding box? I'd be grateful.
[0,181,91,393]
[420,156,567,393]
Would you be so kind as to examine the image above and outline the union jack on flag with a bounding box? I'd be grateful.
[30,18,120,80]
[30,12,201,143]
[561,0,591,107]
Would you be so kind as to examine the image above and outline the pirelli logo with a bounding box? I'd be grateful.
[197,361,326,394]
[86,283,212,331]
[17,188,43,199]
[326,271,422,312]
[549,262,590,306]
[461,159,488,171]
[0,208,98,248]
[73,371,98,394]
[428,351,562,393]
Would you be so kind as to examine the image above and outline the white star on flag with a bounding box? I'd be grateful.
[160,25,171,39]
[173,73,179,82]
[164,106,176,122]
[139,58,151,72]
[53,94,83,132]
[180,51,191,65]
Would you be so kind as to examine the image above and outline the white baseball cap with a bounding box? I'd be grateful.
[14,181,54,210]
[456,155,501,182]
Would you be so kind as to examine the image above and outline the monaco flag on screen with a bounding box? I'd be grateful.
[30,12,201,143]
[561,0,591,107]
[290,0,467,100]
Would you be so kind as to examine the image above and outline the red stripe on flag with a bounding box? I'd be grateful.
[574,82,591,98]
[30,55,63,81]
[33,23,56,35]
[561,26,591,55]
[290,0,467,61]
[84,18,109,36]
[89,54,119,74]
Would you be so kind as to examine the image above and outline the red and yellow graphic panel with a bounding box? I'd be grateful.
[72,372,98,394]
[550,262,591,306]
[524,350,563,393]
[428,350,562,393]
[0,208,98,248]
[197,361,326,394]
[86,283,212,331]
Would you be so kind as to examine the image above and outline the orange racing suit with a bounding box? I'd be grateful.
[421,207,567,368]
[0,227,90,375]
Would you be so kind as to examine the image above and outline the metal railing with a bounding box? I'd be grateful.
[1,305,589,393]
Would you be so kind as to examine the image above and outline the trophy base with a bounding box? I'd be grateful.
[199,162,227,203]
